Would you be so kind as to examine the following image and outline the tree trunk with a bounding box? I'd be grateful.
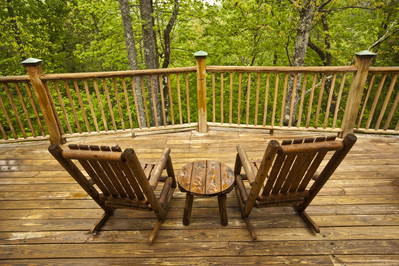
[118,0,146,127]
[6,0,26,61]
[283,0,316,126]
[160,0,179,124]
[139,0,162,126]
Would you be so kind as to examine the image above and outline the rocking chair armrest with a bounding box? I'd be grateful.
[149,148,171,190]
[237,145,256,186]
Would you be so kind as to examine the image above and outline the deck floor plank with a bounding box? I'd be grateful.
[0,129,398,264]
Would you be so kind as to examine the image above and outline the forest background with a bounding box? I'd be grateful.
[1,0,399,139]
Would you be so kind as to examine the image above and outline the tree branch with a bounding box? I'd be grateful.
[320,6,375,12]
[368,17,399,51]
[308,38,326,63]
[317,0,333,12]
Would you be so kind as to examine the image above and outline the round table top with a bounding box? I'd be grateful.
[177,160,235,196]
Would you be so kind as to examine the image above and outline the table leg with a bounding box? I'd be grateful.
[183,193,194,226]
[218,194,228,226]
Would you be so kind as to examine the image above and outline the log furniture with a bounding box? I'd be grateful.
[177,160,235,226]
[48,143,176,245]
[234,134,357,240]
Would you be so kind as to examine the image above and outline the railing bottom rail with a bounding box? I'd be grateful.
[208,122,342,134]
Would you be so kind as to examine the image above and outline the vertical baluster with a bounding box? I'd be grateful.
[229,73,233,125]
[324,74,337,129]
[237,73,242,125]
[13,83,36,137]
[93,79,108,132]
[158,75,167,127]
[375,74,398,130]
[54,81,72,135]
[272,73,279,127]
[254,74,260,126]
[288,73,298,128]
[103,79,117,131]
[140,76,151,128]
[186,73,191,124]
[384,81,399,131]
[167,75,174,126]
[333,74,347,129]
[0,120,7,140]
[24,82,46,136]
[149,76,159,128]
[122,78,133,130]
[131,77,142,129]
[73,80,90,133]
[0,86,17,139]
[63,80,81,134]
[280,74,288,127]
[296,74,307,128]
[112,78,125,130]
[220,73,224,125]
[306,74,317,128]
[315,73,326,128]
[212,73,216,123]
[246,73,251,126]
[366,74,387,129]
[177,74,182,125]
[84,80,100,133]
[263,74,270,127]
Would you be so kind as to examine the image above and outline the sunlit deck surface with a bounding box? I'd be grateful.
[1,128,399,265]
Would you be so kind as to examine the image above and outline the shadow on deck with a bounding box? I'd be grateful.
[1,128,398,265]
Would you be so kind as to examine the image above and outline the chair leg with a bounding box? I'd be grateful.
[235,186,257,240]
[299,210,320,233]
[183,193,194,226]
[90,211,113,235]
[149,220,163,245]
[243,216,257,240]
[218,194,228,226]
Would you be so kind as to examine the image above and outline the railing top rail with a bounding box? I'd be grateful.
[206,65,357,73]
[40,66,197,81]
[369,67,399,74]
[0,75,30,83]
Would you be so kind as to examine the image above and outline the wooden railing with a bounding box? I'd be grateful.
[1,51,398,144]
[355,67,399,134]
[205,66,357,133]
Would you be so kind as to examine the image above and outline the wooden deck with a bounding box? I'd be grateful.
[1,128,399,265]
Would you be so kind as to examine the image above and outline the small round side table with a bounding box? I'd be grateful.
[177,160,235,226]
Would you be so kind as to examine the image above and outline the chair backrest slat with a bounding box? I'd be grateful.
[262,154,285,196]
[67,144,150,201]
[280,153,307,193]
[288,153,314,192]
[297,150,328,191]
[270,139,303,195]
[108,161,136,199]
[281,138,315,193]
[120,161,145,200]
[271,153,296,194]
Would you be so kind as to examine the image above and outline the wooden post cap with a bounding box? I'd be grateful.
[194,51,208,57]
[21,58,43,65]
[355,50,376,57]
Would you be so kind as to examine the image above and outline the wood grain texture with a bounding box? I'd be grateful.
[0,130,398,264]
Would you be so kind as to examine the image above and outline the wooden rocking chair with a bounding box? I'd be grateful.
[234,134,357,240]
[48,143,176,245]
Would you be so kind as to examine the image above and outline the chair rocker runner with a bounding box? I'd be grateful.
[234,134,357,240]
[48,143,176,245]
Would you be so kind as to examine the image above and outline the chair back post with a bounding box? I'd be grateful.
[48,144,113,212]
[297,134,357,212]
[123,148,165,220]
[243,140,279,217]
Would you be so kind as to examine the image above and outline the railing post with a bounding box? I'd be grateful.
[340,50,375,138]
[22,58,64,145]
[195,51,208,133]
